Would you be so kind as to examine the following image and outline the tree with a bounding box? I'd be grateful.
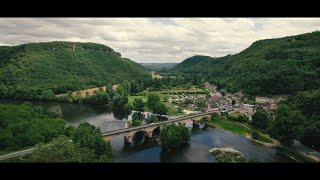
[47,106,63,118]
[153,103,168,115]
[30,135,112,163]
[186,82,192,90]
[72,122,112,156]
[237,115,249,123]
[131,119,141,127]
[251,131,260,140]
[86,91,110,105]
[40,89,55,100]
[146,93,161,110]
[221,91,226,96]
[159,124,190,150]
[0,104,65,150]
[106,83,113,97]
[132,112,140,121]
[130,80,140,93]
[196,100,206,111]
[211,112,221,121]
[148,115,159,123]
[268,104,305,146]
[112,92,121,106]
[232,99,236,106]
[63,125,75,137]
[116,86,125,96]
[132,98,145,111]
[122,80,131,95]
[119,95,129,108]
[162,94,169,102]
[30,136,82,162]
[251,109,270,130]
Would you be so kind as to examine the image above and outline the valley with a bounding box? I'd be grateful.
[1,28,320,163]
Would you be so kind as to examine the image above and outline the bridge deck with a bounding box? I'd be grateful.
[101,110,217,137]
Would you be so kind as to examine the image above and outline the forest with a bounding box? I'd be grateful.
[0,41,152,100]
[170,31,320,96]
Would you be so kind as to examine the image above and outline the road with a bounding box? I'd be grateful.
[0,148,35,161]
[292,140,320,161]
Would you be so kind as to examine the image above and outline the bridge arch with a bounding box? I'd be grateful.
[152,126,161,137]
[130,130,148,146]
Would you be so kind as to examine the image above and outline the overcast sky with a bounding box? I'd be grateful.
[1,18,320,63]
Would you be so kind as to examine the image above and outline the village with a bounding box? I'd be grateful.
[167,82,285,121]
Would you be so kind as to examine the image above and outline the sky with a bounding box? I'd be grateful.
[1,18,320,63]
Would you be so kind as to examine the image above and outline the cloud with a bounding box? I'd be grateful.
[0,18,319,63]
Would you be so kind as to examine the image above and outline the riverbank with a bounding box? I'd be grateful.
[206,120,318,162]
[206,120,274,144]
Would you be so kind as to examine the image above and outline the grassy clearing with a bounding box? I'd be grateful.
[164,102,183,116]
[208,119,273,143]
[128,96,148,104]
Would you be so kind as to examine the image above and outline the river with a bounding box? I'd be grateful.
[0,99,294,162]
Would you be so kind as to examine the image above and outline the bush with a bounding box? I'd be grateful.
[251,131,260,140]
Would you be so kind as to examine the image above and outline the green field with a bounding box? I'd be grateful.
[128,96,148,104]
[165,102,183,116]
[208,119,273,143]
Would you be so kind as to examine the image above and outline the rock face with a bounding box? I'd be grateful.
[209,147,247,163]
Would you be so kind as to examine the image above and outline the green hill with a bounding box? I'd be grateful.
[0,41,152,99]
[170,55,211,71]
[171,31,320,95]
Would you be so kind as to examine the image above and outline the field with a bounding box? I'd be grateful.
[128,95,148,104]
[55,84,119,97]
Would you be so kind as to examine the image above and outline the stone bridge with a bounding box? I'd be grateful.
[101,111,217,143]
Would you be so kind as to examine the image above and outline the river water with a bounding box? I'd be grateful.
[0,100,294,162]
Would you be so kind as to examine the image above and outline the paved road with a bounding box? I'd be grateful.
[292,140,320,161]
[0,148,35,161]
